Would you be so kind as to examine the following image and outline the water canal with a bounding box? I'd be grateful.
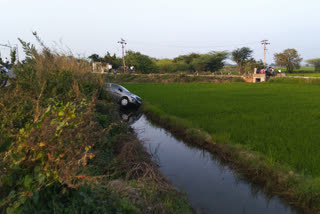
[122,109,301,214]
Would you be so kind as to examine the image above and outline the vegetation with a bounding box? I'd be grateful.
[124,82,320,211]
[0,36,193,214]
[286,73,320,77]
[88,50,231,74]
[10,48,17,65]
[104,73,244,84]
[125,50,158,73]
[306,58,320,72]
[279,67,315,73]
[124,83,320,176]
[156,59,191,73]
[274,49,303,73]
[155,52,228,73]
[231,47,253,74]
[88,52,122,69]
[191,52,228,72]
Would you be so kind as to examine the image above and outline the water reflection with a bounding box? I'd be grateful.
[118,107,142,125]
[120,109,301,214]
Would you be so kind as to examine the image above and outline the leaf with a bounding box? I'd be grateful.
[37,173,46,185]
[56,121,66,131]
[23,175,33,190]
[44,105,51,115]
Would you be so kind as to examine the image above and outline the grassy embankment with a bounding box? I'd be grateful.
[279,67,320,77]
[105,73,244,84]
[124,81,320,213]
[0,39,193,214]
[286,73,320,77]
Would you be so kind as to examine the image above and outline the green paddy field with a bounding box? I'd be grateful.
[124,82,320,177]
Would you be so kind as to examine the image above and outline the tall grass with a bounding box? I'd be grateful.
[0,36,193,213]
[124,82,320,177]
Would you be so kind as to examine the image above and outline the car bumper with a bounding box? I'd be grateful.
[129,97,142,106]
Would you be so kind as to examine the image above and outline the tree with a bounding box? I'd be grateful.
[125,50,158,74]
[274,49,302,73]
[306,58,320,72]
[173,53,200,64]
[191,51,228,72]
[10,48,17,64]
[88,54,100,62]
[156,59,176,73]
[102,52,121,69]
[244,58,264,74]
[231,47,253,74]
[173,53,200,72]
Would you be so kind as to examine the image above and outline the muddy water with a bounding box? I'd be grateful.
[129,113,301,214]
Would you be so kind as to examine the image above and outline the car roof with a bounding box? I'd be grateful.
[104,83,121,87]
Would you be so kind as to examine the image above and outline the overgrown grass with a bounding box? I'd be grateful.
[124,82,320,177]
[0,36,193,214]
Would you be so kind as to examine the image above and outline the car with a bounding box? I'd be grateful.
[104,83,142,107]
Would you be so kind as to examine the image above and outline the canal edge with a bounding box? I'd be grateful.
[140,102,319,214]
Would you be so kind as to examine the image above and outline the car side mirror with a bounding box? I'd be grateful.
[118,88,122,92]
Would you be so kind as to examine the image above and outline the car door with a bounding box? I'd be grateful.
[111,84,124,101]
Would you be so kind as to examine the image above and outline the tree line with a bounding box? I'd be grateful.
[88,48,319,74]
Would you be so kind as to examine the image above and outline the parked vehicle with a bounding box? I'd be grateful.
[0,65,9,88]
[104,83,142,107]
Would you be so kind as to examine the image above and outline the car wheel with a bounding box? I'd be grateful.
[120,97,129,107]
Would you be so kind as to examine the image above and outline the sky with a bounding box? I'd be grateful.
[1,0,320,64]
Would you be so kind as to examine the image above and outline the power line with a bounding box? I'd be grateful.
[128,40,260,49]
[0,44,11,48]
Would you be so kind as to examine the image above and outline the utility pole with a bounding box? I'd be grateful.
[261,40,270,67]
[15,44,19,62]
[118,38,127,73]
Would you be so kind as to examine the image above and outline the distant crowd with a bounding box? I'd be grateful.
[254,67,281,76]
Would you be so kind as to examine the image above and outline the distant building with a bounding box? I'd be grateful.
[253,73,266,83]
[92,62,112,73]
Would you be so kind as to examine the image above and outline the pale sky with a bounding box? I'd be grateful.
[1,0,320,64]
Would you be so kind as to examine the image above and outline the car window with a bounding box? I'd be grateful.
[119,86,129,93]
[111,84,118,90]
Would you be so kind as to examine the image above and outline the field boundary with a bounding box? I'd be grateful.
[273,76,320,79]
[141,102,319,214]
